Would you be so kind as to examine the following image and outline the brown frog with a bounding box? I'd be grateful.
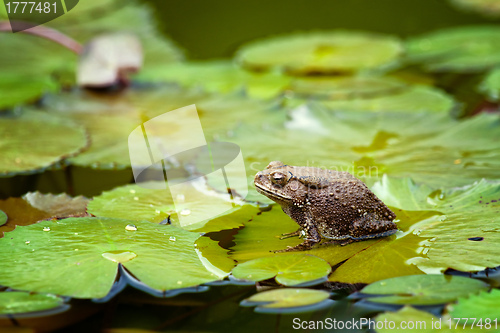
[254,161,397,252]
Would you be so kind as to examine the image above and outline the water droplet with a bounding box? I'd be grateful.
[380,282,386,286]
[129,189,136,194]
[180,209,191,216]
[43,227,50,232]
[75,249,79,251]
[25,241,30,245]
[169,236,176,241]
[177,281,183,285]
[155,209,161,214]
[125,224,137,231]
[176,194,185,202]
[74,233,78,235]
[102,250,137,263]
[133,196,139,201]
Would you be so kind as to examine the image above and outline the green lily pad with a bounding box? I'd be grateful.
[137,60,291,99]
[406,26,500,73]
[288,76,407,100]
[479,67,500,101]
[0,209,6,226]
[66,114,141,169]
[449,0,500,18]
[0,292,66,316]
[296,85,455,113]
[232,253,331,286]
[0,111,89,177]
[241,288,331,312]
[0,217,226,298]
[236,30,403,74]
[373,176,500,273]
[448,289,500,321]
[359,275,488,305]
[0,73,58,110]
[195,236,236,275]
[87,181,243,232]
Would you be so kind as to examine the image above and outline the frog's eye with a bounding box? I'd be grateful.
[271,172,287,186]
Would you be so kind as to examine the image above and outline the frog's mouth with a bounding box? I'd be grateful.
[255,183,293,201]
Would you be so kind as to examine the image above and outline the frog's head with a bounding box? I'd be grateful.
[254,161,299,205]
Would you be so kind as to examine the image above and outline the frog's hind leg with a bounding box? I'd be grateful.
[279,229,303,240]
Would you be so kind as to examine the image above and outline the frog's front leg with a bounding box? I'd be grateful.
[279,229,303,240]
[274,215,321,252]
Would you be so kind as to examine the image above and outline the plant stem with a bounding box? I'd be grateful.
[0,20,82,54]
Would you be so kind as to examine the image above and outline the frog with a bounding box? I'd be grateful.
[254,161,398,252]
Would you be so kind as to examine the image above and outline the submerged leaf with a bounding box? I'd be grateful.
[0,111,88,177]
[232,254,331,286]
[448,289,500,321]
[0,292,66,316]
[0,209,6,226]
[0,217,225,298]
[406,25,500,72]
[359,275,488,305]
[241,288,331,312]
[236,30,403,74]
[22,192,89,218]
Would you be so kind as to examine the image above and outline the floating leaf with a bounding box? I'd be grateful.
[479,67,500,101]
[236,31,403,74]
[0,292,67,316]
[0,217,225,298]
[87,181,242,232]
[373,176,500,273]
[0,111,88,177]
[288,76,407,100]
[406,26,500,72]
[241,288,331,313]
[0,72,58,110]
[195,236,236,275]
[449,0,500,18]
[359,275,488,305]
[136,60,291,99]
[0,198,52,237]
[448,289,500,321]
[292,85,455,113]
[232,254,331,286]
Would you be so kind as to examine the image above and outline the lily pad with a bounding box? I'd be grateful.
[236,30,403,74]
[374,176,500,273]
[406,26,500,73]
[231,253,331,286]
[240,288,331,313]
[296,85,455,113]
[449,0,500,17]
[288,76,407,100]
[0,73,58,110]
[136,60,291,99]
[87,181,243,232]
[0,217,226,298]
[0,198,52,237]
[0,292,67,316]
[0,111,88,177]
[358,275,488,305]
[479,67,500,101]
[448,289,500,321]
